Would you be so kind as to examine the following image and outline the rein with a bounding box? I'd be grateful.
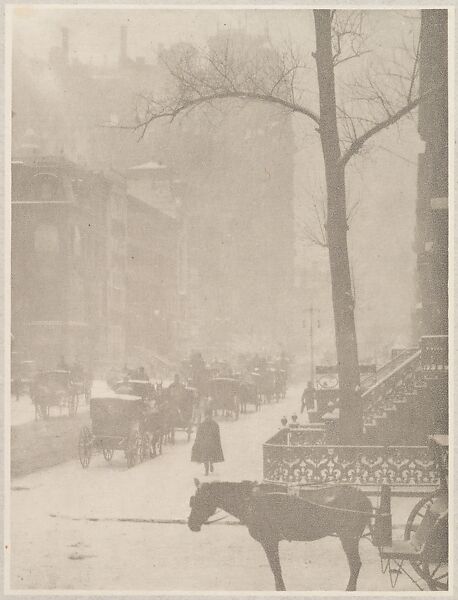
[260,491,385,520]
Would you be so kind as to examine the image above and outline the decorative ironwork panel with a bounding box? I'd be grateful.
[263,444,439,487]
[421,335,448,377]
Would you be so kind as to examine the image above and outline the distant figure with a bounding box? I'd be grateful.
[301,381,315,414]
[57,356,69,371]
[136,366,149,381]
[191,409,224,476]
[290,413,300,428]
[168,373,187,409]
[71,359,84,380]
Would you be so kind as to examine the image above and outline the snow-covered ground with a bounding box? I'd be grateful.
[8,383,424,592]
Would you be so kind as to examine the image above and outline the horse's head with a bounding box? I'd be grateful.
[188,479,217,532]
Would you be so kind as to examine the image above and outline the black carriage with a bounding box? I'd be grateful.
[31,370,82,418]
[207,377,240,419]
[253,369,277,404]
[239,380,261,413]
[112,379,156,401]
[78,393,164,469]
[377,435,448,590]
[165,385,196,443]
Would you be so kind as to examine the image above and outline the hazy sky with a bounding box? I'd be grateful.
[11,6,423,357]
[12,7,418,66]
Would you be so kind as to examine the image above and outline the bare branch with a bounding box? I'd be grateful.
[338,90,434,168]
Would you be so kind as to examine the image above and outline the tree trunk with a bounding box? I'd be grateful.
[313,10,362,443]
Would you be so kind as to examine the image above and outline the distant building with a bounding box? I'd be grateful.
[415,9,448,337]
[125,162,179,366]
[11,156,128,370]
[162,31,296,358]
[11,154,180,372]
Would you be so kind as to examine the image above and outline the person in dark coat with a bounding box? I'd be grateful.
[191,409,224,476]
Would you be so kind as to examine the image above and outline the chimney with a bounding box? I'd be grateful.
[120,26,127,65]
[62,28,69,65]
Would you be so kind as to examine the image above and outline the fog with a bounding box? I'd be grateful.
[11,7,422,367]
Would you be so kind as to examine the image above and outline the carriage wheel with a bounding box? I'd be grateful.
[421,554,448,590]
[102,445,114,462]
[126,430,142,468]
[404,492,444,584]
[78,426,92,468]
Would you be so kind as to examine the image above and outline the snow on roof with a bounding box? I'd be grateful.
[129,161,167,171]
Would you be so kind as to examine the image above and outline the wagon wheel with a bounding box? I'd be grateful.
[102,443,114,462]
[404,492,444,585]
[126,430,142,468]
[78,426,92,468]
[422,551,448,590]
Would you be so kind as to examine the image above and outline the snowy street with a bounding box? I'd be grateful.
[9,383,420,592]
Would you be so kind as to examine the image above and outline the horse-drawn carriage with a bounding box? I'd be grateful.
[162,384,196,443]
[112,378,156,401]
[377,434,448,590]
[31,370,84,418]
[78,393,164,468]
[238,380,261,413]
[207,377,240,419]
[188,436,448,592]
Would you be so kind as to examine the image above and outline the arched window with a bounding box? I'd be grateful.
[34,223,59,253]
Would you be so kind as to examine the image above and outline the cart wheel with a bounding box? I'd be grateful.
[102,446,114,462]
[78,426,92,468]
[126,430,142,468]
[405,492,445,584]
[423,553,448,590]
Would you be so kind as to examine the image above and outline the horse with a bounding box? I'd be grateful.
[188,479,373,591]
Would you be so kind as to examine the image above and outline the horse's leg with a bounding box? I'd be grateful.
[261,541,286,591]
[340,535,362,591]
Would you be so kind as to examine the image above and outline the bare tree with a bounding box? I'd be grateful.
[133,9,438,442]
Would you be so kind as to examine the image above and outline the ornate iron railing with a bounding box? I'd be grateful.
[263,442,441,488]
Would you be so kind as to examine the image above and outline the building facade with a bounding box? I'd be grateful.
[415,9,448,337]
[11,156,127,370]
[11,155,179,373]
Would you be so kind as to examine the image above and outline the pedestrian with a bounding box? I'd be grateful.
[191,409,224,476]
[300,380,315,414]
[136,366,149,381]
